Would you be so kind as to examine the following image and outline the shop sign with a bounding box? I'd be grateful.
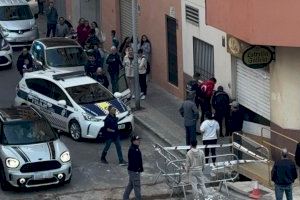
[242,46,273,69]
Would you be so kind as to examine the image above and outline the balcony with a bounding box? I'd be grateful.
[205,0,300,47]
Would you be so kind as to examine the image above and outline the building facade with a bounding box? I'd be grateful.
[206,0,300,158]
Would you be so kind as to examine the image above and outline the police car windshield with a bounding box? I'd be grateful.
[0,5,33,21]
[46,47,87,68]
[2,120,58,145]
[66,83,114,104]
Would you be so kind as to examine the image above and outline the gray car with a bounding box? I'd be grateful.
[0,0,39,47]
[0,106,72,190]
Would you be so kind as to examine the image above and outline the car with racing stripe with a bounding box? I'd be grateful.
[14,70,133,141]
[0,106,72,190]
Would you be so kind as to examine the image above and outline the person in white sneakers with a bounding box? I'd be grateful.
[200,111,220,165]
[186,140,208,200]
[137,49,147,100]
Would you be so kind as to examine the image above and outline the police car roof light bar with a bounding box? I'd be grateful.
[53,71,86,81]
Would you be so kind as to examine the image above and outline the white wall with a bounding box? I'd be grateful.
[271,47,300,129]
[181,0,232,95]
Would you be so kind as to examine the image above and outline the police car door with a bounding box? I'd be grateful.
[50,82,74,131]
[117,69,130,104]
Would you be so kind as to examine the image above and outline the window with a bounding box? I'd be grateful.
[51,84,72,106]
[0,5,33,21]
[193,37,214,81]
[26,79,52,98]
[185,5,199,26]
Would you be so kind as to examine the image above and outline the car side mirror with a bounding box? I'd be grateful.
[34,14,38,19]
[114,92,123,99]
[58,100,67,107]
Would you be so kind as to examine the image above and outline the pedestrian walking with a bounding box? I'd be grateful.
[185,140,209,200]
[272,148,298,200]
[200,111,219,164]
[137,49,147,100]
[196,77,217,123]
[93,67,109,89]
[212,86,230,137]
[111,30,119,48]
[139,35,151,76]
[46,1,58,37]
[77,20,91,47]
[123,47,135,98]
[17,47,33,77]
[56,17,69,37]
[123,135,143,200]
[37,0,45,15]
[179,93,199,146]
[106,46,122,93]
[100,106,127,165]
[85,29,100,49]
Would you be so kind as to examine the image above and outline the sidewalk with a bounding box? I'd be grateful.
[134,82,295,200]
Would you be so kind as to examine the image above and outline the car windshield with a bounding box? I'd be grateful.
[66,83,114,104]
[2,120,58,145]
[46,47,87,68]
[0,5,33,21]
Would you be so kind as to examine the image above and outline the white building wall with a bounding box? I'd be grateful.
[181,0,233,95]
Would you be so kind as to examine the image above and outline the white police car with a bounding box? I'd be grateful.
[15,70,133,141]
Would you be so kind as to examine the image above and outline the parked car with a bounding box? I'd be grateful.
[25,0,38,15]
[30,38,87,71]
[14,70,133,141]
[0,0,39,47]
[0,30,12,69]
[0,106,72,190]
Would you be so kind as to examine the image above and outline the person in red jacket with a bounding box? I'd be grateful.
[196,77,217,123]
[77,19,91,47]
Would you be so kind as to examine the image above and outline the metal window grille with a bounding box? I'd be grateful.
[193,37,214,80]
[185,5,199,26]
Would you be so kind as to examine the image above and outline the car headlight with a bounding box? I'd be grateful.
[82,112,102,122]
[5,158,20,168]
[60,151,71,163]
[1,39,10,51]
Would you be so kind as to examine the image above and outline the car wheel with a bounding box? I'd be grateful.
[69,120,81,141]
[0,165,11,191]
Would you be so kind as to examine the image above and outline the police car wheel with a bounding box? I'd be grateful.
[69,120,81,141]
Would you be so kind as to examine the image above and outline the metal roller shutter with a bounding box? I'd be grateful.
[236,59,270,120]
[120,0,138,40]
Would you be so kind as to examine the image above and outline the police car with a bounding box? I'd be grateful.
[14,70,133,141]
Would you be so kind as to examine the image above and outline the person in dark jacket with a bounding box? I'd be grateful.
[212,86,230,137]
[93,67,109,88]
[85,29,100,49]
[228,101,243,135]
[100,106,127,165]
[106,46,122,93]
[17,47,33,76]
[295,143,300,167]
[123,135,143,200]
[84,51,98,77]
[37,0,45,15]
[46,1,58,37]
[179,93,199,146]
[272,148,297,200]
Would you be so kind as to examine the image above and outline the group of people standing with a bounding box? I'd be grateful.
[180,75,244,199]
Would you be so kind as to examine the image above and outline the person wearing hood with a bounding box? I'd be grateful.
[179,93,199,146]
[186,140,210,200]
[200,111,219,164]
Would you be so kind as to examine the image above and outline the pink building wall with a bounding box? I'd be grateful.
[137,0,184,98]
[206,0,300,47]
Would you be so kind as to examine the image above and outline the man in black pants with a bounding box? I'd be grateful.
[46,1,58,37]
[123,135,143,200]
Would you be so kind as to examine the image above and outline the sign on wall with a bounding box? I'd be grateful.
[242,46,273,69]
